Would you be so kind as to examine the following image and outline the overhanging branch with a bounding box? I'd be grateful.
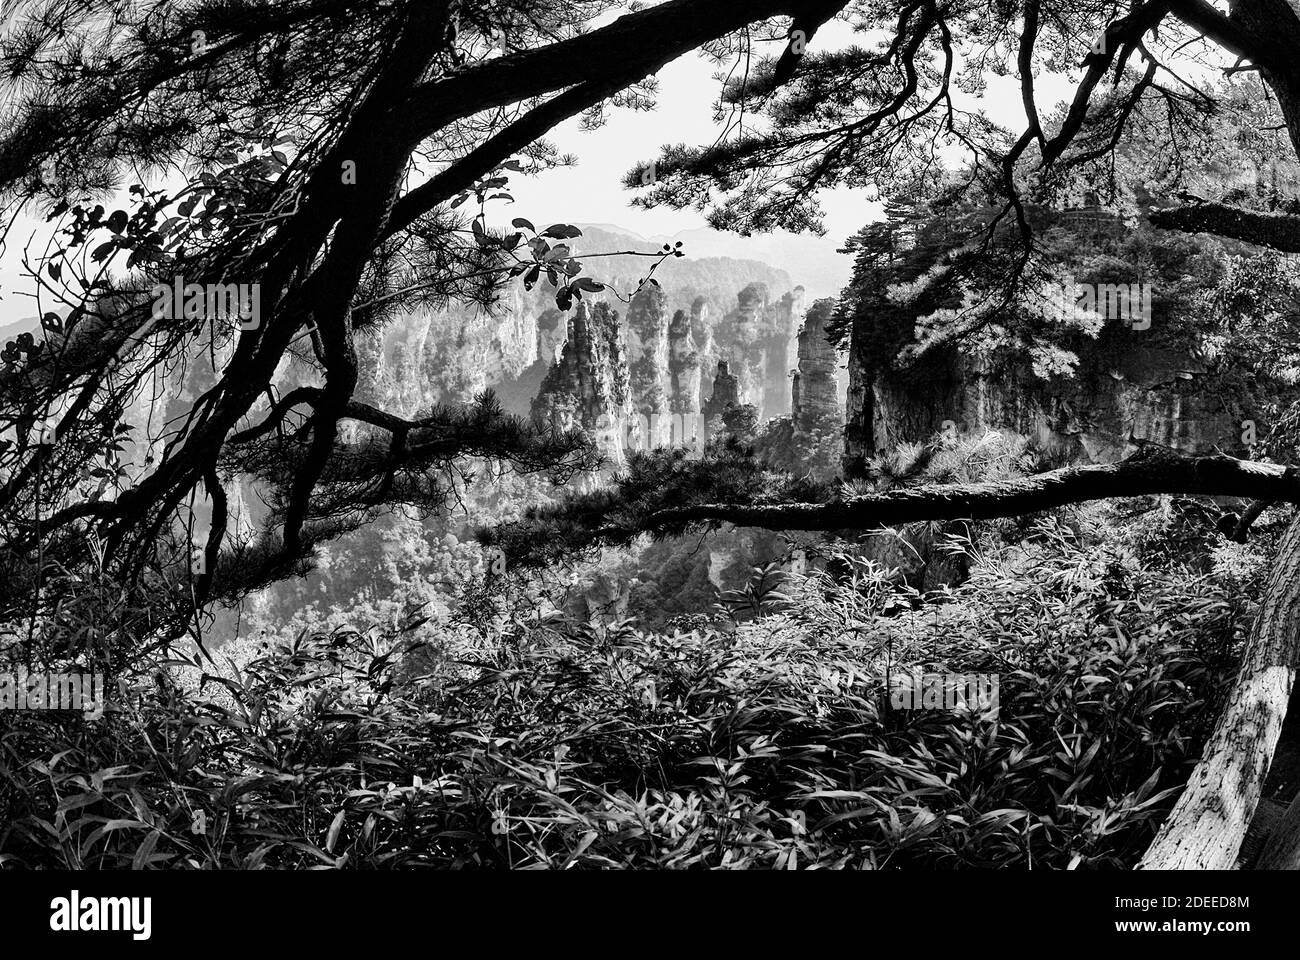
[1149,202,1300,253]
[384,77,630,240]
[398,0,841,136]
[644,448,1300,532]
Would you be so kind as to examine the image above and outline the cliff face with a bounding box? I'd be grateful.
[490,233,806,461]
[344,224,808,459]
[625,286,669,449]
[531,301,632,464]
[690,296,715,413]
[838,207,1267,470]
[667,308,703,447]
[702,360,742,442]
[765,289,804,418]
[847,329,1250,467]
[477,227,794,417]
[710,283,804,421]
[723,284,766,415]
[792,299,842,437]
[358,281,544,418]
[478,309,566,416]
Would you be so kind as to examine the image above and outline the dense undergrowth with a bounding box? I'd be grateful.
[0,504,1258,869]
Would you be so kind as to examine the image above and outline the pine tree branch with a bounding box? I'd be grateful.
[383,76,629,240]
[399,0,843,135]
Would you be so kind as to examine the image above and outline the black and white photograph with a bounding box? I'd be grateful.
[0,0,1293,937]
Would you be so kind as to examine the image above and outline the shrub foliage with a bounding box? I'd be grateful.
[0,514,1247,869]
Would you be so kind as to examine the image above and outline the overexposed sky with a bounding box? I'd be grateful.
[502,46,873,238]
[467,18,1084,304]
[499,20,1067,241]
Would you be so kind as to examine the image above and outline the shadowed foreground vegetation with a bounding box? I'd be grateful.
[0,504,1259,868]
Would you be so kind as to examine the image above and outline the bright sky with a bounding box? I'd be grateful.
[503,45,873,238]
[501,19,1064,242]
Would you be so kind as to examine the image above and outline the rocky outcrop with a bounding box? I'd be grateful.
[702,360,742,443]
[519,277,806,457]
[709,283,803,421]
[343,225,810,465]
[792,298,841,437]
[764,288,804,419]
[839,207,1265,472]
[625,286,669,450]
[531,301,631,464]
[360,281,546,417]
[849,332,1251,469]
[344,223,812,454]
[482,309,566,415]
[667,308,703,446]
[689,297,715,413]
[352,223,797,419]
[725,284,767,414]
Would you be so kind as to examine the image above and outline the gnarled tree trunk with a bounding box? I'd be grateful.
[1139,514,1300,869]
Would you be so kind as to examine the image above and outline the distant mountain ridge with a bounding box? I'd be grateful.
[0,317,36,345]
[573,222,846,303]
